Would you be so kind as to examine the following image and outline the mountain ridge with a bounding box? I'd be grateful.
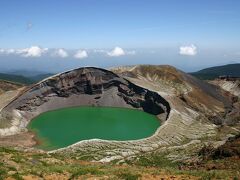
[190,63,240,80]
[0,72,54,85]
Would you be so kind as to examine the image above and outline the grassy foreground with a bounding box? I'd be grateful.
[0,147,239,180]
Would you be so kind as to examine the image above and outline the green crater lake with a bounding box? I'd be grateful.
[28,107,160,150]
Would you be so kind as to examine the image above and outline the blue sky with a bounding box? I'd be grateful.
[0,0,240,73]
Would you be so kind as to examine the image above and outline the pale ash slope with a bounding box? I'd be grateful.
[0,81,24,125]
[210,79,240,98]
[0,80,23,95]
[0,81,35,147]
[210,78,240,125]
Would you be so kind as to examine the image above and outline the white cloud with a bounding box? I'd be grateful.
[179,44,197,56]
[6,49,16,54]
[0,46,48,57]
[17,46,48,57]
[74,50,88,59]
[0,48,16,54]
[53,48,68,58]
[0,46,136,59]
[107,47,125,57]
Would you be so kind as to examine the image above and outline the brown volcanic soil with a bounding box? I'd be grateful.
[210,78,240,125]
[0,80,23,95]
[182,134,240,174]
[202,134,240,159]
[0,132,36,147]
[0,81,30,147]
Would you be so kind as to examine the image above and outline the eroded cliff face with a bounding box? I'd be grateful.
[112,65,238,125]
[0,67,170,136]
[209,78,240,125]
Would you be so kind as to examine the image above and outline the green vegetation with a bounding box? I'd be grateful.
[29,73,53,82]
[190,63,240,80]
[0,147,239,179]
[133,153,179,168]
[116,170,141,180]
[0,73,34,85]
[70,166,104,178]
[28,106,160,150]
[0,72,53,85]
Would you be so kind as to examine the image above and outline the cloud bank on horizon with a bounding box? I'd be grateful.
[0,46,138,59]
[1,45,198,59]
[0,46,48,57]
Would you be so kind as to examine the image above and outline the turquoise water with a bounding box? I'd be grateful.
[28,107,160,150]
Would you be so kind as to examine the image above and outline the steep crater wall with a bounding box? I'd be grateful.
[1,67,170,135]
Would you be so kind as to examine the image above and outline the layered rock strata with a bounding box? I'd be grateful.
[0,67,170,136]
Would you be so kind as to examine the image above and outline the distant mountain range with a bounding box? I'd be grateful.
[5,70,51,77]
[190,63,240,80]
[0,72,54,85]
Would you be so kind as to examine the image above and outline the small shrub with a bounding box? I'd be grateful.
[70,167,103,178]
[0,147,17,154]
[11,173,23,180]
[135,154,178,168]
[12,155,23,163]
[116,171,141,180]
[0,168,7,180]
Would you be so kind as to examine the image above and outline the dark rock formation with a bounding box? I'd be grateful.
[199,134,240,159]
[3,67,170,123]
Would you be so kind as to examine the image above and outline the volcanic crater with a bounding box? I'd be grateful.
[0,67,171,149]
[1,65,239,163]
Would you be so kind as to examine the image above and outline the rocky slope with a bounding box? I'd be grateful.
[2,146,232,180]
[112,65,234,123]
[209,78,240,125]
[210,78,240,98]
[0,80,24,129]
[0,80,22,95]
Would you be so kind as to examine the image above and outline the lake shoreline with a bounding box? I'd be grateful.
[28,106,161,151]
